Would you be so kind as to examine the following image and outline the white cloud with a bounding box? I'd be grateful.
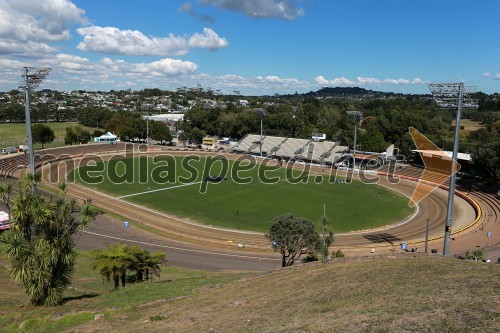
[136,58,199,75]
[0,39,56,56]
[197,0,304,20]
[77,26,228,56]
[0,0,85,42]
[316,75,426,87]
[357,77,381,85]
[0,54,199,91]
[188,28,228,50]
[411,78,427,84]
[56,53,90,63]
[0,58,26,70]
[315,76,354,86]
[382,78,410,85]
[259,75,306,85]
[481,72,500,80]
[162,73,311,94]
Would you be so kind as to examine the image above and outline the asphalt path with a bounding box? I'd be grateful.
[75,214,280,271]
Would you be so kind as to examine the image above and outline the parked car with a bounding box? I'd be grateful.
[1,147,17,154]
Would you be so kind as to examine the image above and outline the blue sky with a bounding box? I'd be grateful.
[0,0,499,95]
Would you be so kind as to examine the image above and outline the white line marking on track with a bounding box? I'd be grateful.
[117,181,202,199]
[82,230,280,261]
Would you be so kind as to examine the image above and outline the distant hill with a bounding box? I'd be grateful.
[309,86,377,96]
[276,86,408,99]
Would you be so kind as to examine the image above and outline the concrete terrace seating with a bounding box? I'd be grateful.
[275,138,311,159]
[249,136,287,155]
[308,141,336,162]
[0,143,135,178]
[35,142,131,160]
[329,145,349,163]
[0,154,28,177]
[232,134,262,153]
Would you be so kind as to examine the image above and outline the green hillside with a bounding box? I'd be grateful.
[1,254,498,332]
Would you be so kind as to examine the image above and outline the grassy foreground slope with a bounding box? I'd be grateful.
[1,254,498,332]
[0,251,244,333]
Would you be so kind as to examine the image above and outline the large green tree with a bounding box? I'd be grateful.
[150,121,172,144]
[32,123,55,149]
[267,214,320,267]
[0,179,97,306]
[472,140,500,186]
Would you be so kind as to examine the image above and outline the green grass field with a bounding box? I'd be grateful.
[0,122,99,149]
[72,156,414,232]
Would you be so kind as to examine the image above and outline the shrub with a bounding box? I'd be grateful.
[332,249,345,258]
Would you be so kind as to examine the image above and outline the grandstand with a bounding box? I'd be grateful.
[308,141,336,163]
[274,138,310,159]
[249,136,287,155]
[232,134,262,154]
[232,134,348,164]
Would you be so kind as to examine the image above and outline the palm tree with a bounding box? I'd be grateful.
[0,175,96,306]
[139,250,165,282]
[127,246,165,282]
[91,244,166,288]
[320,215,334,260]
[91,243,138,289]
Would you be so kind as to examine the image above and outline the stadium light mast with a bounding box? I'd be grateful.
[253,108,266,157]
[428,83,478,256]
[146,113,149,147]
[346,111,363,170]
[19,66,51,176]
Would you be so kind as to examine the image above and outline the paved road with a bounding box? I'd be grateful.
[76,213,280,271]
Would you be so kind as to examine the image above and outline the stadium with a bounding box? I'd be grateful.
[1,139,494,255]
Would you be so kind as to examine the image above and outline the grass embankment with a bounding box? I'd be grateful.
[72,157,413,232]
[0,122,99,150]
[1,254,498,332]
[0,251,245,333]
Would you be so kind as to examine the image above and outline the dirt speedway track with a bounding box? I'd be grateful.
[37,145,477,252]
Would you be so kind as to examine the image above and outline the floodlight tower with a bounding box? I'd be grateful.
[428,83,478,255]
[346,111,363,170]
[19,67,51,176]
[253,108,266,157]
[146,114,149,147]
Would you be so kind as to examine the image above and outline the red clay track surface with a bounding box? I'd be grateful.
[2,143,499,270]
